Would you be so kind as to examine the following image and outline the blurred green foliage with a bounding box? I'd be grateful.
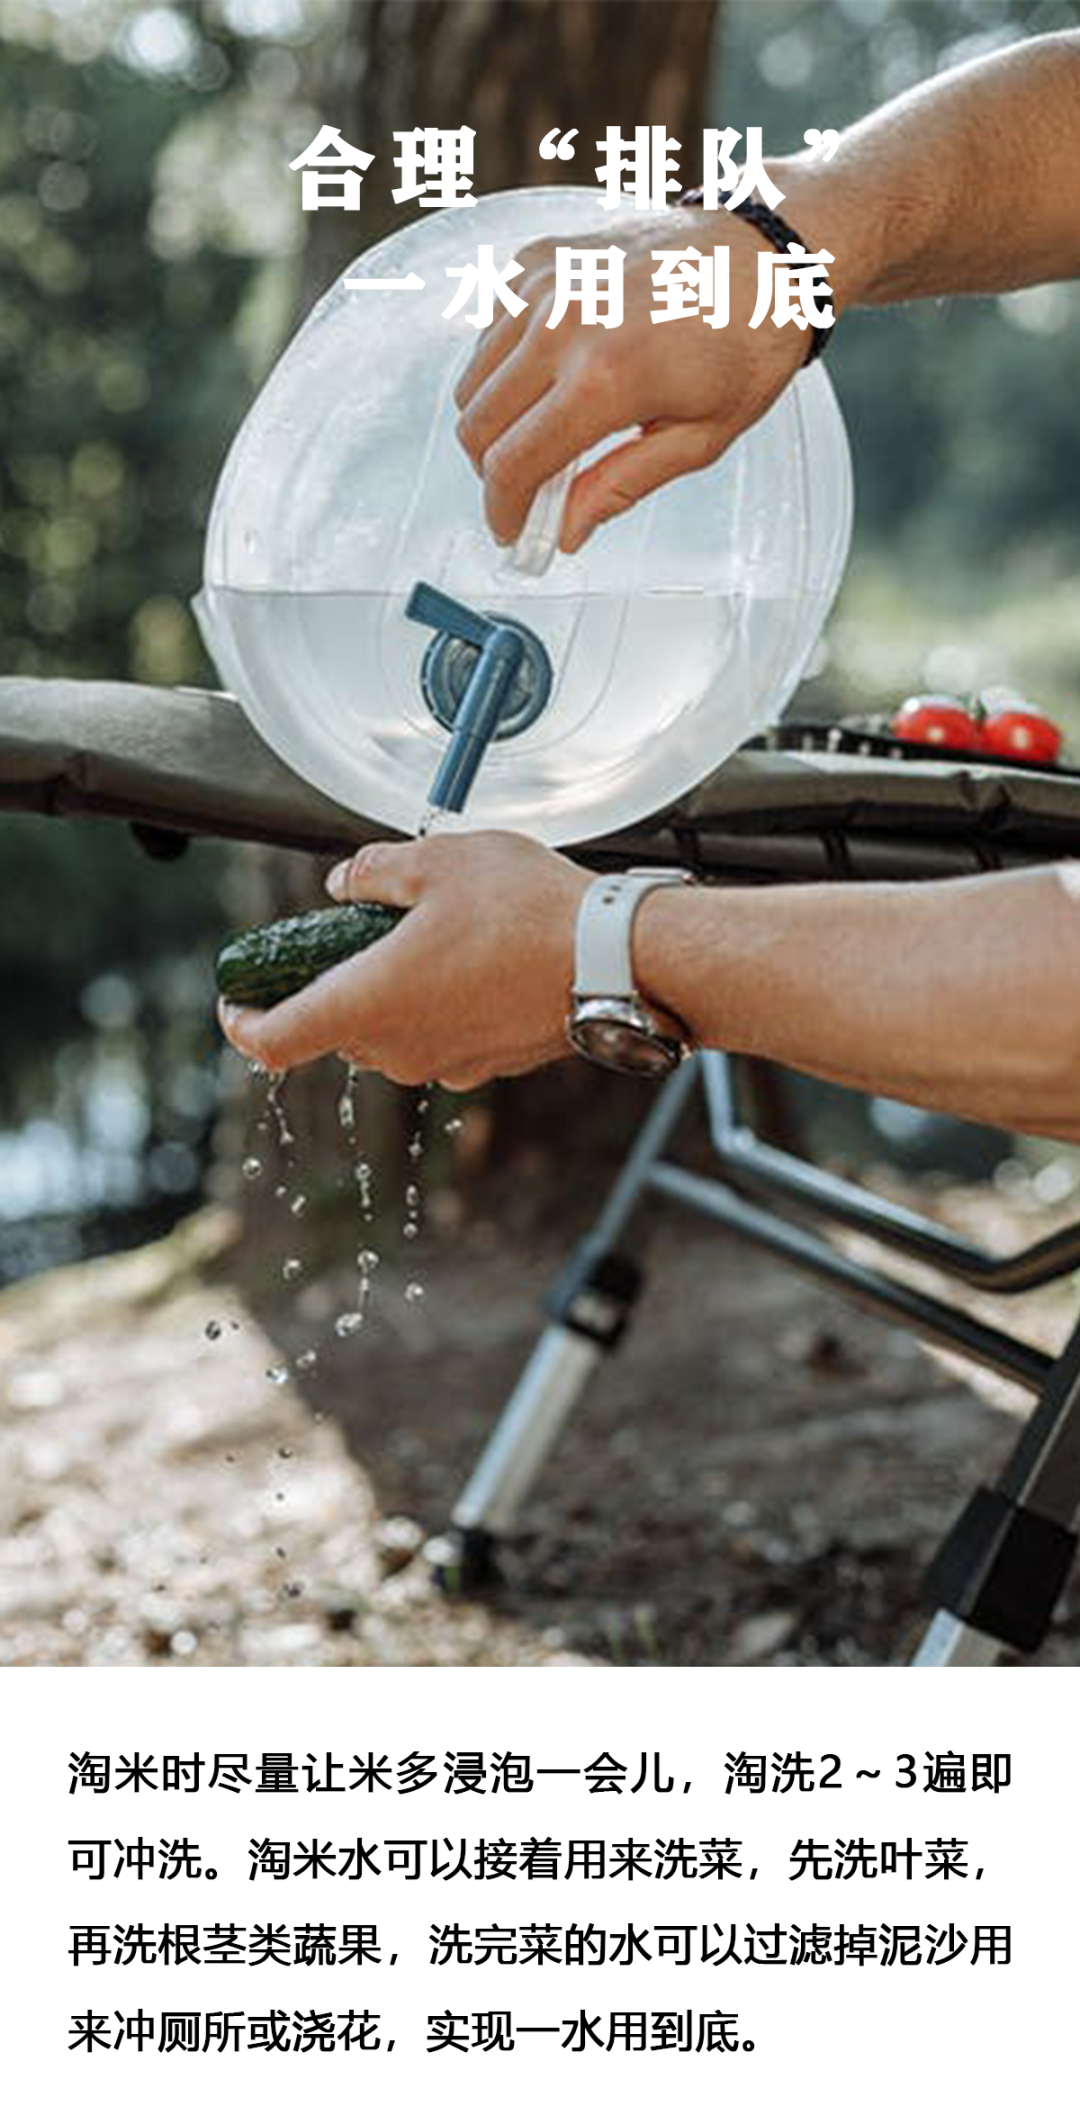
[0,24,274,682]
[0,0,314,1219]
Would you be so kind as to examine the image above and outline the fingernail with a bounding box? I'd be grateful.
[326,861,349,898]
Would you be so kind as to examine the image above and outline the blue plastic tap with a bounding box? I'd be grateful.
[406,581,552,816]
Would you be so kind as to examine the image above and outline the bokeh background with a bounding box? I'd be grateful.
[2,0,1080,1670]
[2,0,1079,1279]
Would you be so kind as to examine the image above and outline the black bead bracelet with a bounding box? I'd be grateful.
[680,182,835,365]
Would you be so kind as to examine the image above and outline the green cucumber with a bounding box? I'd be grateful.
[216,902,404,1009]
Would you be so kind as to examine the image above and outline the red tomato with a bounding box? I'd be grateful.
[981,709,1061,764]
[892,698,981,751]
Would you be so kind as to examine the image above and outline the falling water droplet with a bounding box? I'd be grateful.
[335,1311,364,1339]
[266,1362,291,1387]
[295,1348,318,1374]
[357,1248,380,1276]
[407,1133,424,1161]
[274,1545,288,1560]
[266,1075,295,1151]
[282,1257,303,1284]
[444,1115,464,1136]
[242,1156,262,1181]
[338,1063,360,1137]
[274,1182,287,1199]
[204,1320,223,1342]
[404,1281,425,1304]
[277,1445,293,1460]
[417,802,456,838]
[290,1192,307,1218]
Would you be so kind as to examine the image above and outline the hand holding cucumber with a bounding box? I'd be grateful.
[217,832,589,1090]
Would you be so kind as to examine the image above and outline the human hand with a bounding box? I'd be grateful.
[453,201,811,555]
[217,831,590,1090]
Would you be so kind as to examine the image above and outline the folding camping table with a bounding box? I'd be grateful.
[5,673,1080,1666]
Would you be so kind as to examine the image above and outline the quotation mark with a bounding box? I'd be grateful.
[803,127,840,161]
[539,127,579,162]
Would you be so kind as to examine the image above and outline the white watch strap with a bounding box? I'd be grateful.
[573,869,689,1000]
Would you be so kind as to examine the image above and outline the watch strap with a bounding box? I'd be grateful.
[573,869,689,1000]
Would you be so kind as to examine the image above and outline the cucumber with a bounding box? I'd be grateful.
[216,902,404,1009]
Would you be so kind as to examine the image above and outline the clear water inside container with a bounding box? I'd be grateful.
[201,582,810,839]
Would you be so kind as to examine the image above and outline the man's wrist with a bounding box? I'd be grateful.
[763,156,875,315]
[631,883,705,1045]
[681,163,872,318]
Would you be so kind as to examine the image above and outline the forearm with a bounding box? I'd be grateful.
[636,864,1080,1139]
[767,31,1080,309]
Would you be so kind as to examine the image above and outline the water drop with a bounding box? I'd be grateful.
[274,1182,287,1199]
[407,1133,424,1162]
[242,1156,262,1181]
[444,1115,464,1136]
[295,1348,318,1374]
[404,1281,425,1304]
[266,1072,295,1149]
[289,1192,307,1217]
[405,1183,420,1209]
[204,1320,223,1342]
[266,1362,290,1387]
[357,1248,379,1275]
[417,801,454,837]
[354,1159,374,1222]
[247,1059,268,1078]
[403,1221,419,1241]
[277,1445,293,1460]
[335,1311,364,1339]
[338,1065,359,1136]
[281,1257,303,1283]
[275,1545,288,1559]
[224,1452,237,1466]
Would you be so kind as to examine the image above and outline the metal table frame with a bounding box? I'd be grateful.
[429,1052,1080,1668]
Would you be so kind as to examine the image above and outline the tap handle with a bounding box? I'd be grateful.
[405,580,493,652]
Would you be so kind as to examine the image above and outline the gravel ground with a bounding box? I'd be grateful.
[2,1151,1079,1669]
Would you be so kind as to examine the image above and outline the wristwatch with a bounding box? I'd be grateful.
[566,868,694,1076]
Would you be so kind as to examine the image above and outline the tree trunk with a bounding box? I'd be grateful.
[303,0,722,298]
[251,0,723,1197]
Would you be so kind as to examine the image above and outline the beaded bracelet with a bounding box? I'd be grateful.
[680,183,835,365]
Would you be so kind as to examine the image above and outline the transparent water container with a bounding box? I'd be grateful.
[198,186,852,846]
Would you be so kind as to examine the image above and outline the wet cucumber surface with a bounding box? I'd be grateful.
[216,903,404,1008]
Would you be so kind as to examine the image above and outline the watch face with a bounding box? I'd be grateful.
[568,1008,681,1077]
